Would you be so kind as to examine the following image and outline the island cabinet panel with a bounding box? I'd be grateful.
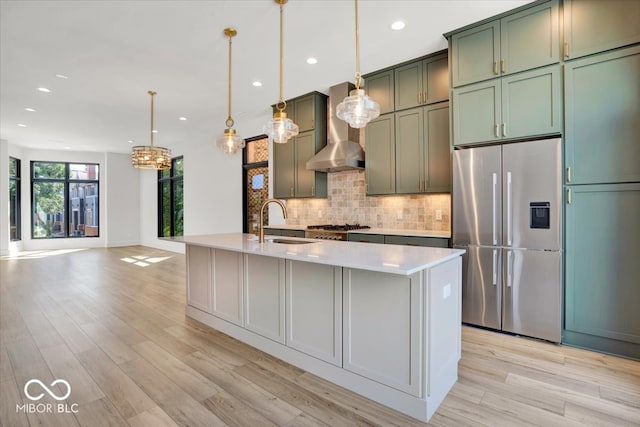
[211,249,243,326]
[243,254,285,344]
[563,0,640,60]
[186,245,212,313]
[564,45,640,185]
[343,268,422,397]
[285,261,342,366]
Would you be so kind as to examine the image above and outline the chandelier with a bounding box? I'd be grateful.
[264,0,299,144]
[216,28,245,154]
[337,0,380,128]
[131,91,172,170]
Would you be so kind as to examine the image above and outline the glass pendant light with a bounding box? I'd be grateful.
[337,0,380,128]
[217,27,245,154]
[264,0,299,144]
[131,91,172,170]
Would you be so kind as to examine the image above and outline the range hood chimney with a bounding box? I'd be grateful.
[306,82,365,172]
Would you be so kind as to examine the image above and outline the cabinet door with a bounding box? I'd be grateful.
[452,80,501,146]
[450,20,500,87]
[294,131,316,197]
[395,108,423,194]
[424,102,451,193]
[244,255,285,344]
[394,60,422,110]
[424,54,449,104]
[500,0,559,75]
[294,95,315,132]
[501,64,562,140]
[564,0,640,60]
[286,261,342,366]
[565,46,640,185]
[343,268,422,396]
[273,140,294,198]
[186,245,212,313]
[365,113,396,195]
[365,70,394,114]
[565,184,640,355]
[211,249,243,326]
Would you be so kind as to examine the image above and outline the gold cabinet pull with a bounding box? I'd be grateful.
[290,187,294,197]
[423,91,427,104]
[566,166,572,183]
[566,188,572,204]
[564,42,570,58]
[493,61,499,75]
[501,59,506,73]
[495,123,500,138]
[311,185,315,196]
[502,123,507,137]
[418,91,422,104]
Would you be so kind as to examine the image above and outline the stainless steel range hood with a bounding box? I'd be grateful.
[306,82,365,172]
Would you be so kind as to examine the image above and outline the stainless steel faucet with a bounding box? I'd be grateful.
[259,198,288,243]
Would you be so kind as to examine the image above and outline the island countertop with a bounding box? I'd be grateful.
[167,233,464,275]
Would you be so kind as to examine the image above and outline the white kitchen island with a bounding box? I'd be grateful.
[171,233,465,422]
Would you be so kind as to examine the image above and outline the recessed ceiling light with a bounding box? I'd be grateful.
[37,87,51,93]
[391,20,406,31]
[252,81,262,87]
[17,123,27,127]
[178,117,187,121]
[127,140,135,143]
[25,107,36,112]
[64,146,71,150]
[306,57,318,65]
[152,129,158,133]
[55,74,69,79]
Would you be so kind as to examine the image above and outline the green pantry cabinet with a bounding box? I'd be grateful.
[364,52,451,196]
[447,0,640,358]
[273,92,328,199]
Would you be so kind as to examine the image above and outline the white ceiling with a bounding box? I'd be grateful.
[0,0,531,154]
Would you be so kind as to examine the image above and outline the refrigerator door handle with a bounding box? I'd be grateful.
[506,250,513,288]
[507,171,512,246]
[492,173,497,245]
[492,249,498,286]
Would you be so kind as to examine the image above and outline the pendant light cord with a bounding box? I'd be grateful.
[148,90,156,147]
[227,32,234,127]
[354,0,361,90]
[278,1,285,109]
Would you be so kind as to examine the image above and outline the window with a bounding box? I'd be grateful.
[31,162,99,238]
[243,136,269,233]
[9,157,21,241]
[158,157,183,237]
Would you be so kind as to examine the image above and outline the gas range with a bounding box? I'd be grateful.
[305,224,371,241]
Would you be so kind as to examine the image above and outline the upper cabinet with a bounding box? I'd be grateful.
[564,0,640,60]
[450,0,559,87]
[365,70,394,115]
[394,53,449,110]
[272,92,328,199]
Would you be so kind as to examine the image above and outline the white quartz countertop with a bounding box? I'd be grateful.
[168,233,464,275]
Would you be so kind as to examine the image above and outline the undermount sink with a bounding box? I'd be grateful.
[271,239,316,245]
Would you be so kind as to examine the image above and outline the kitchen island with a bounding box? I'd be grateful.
[171,233,464,422]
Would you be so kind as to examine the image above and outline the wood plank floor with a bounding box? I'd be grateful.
[1,246,639,427]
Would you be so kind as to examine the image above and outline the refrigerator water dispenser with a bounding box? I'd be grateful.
[530,202,550,229]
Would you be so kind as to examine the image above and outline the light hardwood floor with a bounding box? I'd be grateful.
[1,246,639,427]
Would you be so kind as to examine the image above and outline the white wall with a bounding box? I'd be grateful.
[105,152,140,247]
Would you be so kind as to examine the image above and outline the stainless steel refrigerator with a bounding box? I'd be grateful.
[453,138,562,342]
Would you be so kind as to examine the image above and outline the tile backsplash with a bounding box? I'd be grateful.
[285,170,450,232]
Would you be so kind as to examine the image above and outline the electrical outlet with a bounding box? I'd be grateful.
[443,283,451,299]
[293,209,298,219]
[317,210,323,218]
[435,209,442,221]
[397,210,403,220]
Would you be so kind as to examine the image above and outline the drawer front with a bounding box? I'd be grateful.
[385,235,450,248]
[348,233,385,244]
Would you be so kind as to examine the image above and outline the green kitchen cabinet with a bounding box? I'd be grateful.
[384,235,451,248]
[564,45,640,185]
[449,0,559,87]
[347,233,385,244]
[364,70,394,114]
[394,53,448,111]
[365,113,396,195]
[564,183,640,359]
[272,92,328,199]
[395,102,451,194]
[452,64,561,146]
[563,0,640,60]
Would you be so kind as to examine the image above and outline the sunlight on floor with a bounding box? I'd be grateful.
[0,248,88,260]
[120,254,173,267]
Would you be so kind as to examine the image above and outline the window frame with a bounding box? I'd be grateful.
[30,161,100,239]
[157,156,184,237]
[9,157,21,241]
